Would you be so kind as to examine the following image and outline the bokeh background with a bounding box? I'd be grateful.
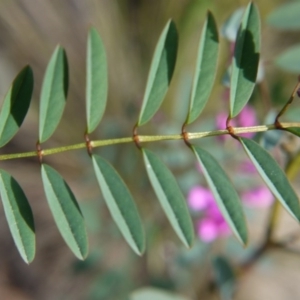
[0,0,300,299]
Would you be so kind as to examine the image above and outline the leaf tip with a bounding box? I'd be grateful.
[207,9,213,17]
[186,238,194,249]
[25,254,35,265]
[22,64,33,73]
[241,233,248,248]
[77,252,88,261]
[80,245,89,260]
[168,19,177,33]
[135,248,145,257]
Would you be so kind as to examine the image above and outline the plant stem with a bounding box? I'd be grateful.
[0,122,299,161]
[275,79,300,126]
[265,150,300,241]
[240,150,300,272]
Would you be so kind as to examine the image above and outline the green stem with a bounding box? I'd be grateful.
[240,150,300,272]
[265,150,300,241]
[0,122,299,161]
[275,80,300,126]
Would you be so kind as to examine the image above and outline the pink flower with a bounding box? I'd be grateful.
[197,218,218,242]
[215,112,236,141]
[188,186,214,211]
[241,186,274,207]
[187,186,230,242]
[188,184,274,243]
[216,104,257,139]
[237,105,257,138]
[238,160,257,174]
[197,217,230,243]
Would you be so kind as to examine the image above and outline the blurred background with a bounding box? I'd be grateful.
[1,0,300,299]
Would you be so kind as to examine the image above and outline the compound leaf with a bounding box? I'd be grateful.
[0,66,33,147]
[41,164,88,259]
[39,46,68,143]
[230,2,260,118]
[92,154,145,255]
[192,146,248,245]
[142,148,194,248]
[137,20,178,126]
[86,28,108,134]
[239,137,300,221]
[186,11,219,124]
[0,169,35,263]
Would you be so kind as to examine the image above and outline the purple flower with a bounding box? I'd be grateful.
[188,184,274,243]
[216,104,257,139]
[241,186,274,207]
[215,112,236,141]
[188,186,230,242]
[237,104,257,138]
[238,160,257,174]
[197,218,219,243]
[197,217,230,243]
[188,186,213,211]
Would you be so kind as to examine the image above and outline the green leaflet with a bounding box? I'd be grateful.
[285,127,300,137]
[239,137,300,221]
[137,20,178,126]
[192,146,248,245]
[92,154,145,255]
[130,287,191,300]
[267,2,300,30]
[186,11,219,124]
[0,66,33,147]
[142,148,194,248]
[39,46,69,143]
[230,2,260,118]
[41,164,88,259]
[0,169,35,263]
[275,44,300,74]
[212,256,236,299]
[86,28,108,134]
